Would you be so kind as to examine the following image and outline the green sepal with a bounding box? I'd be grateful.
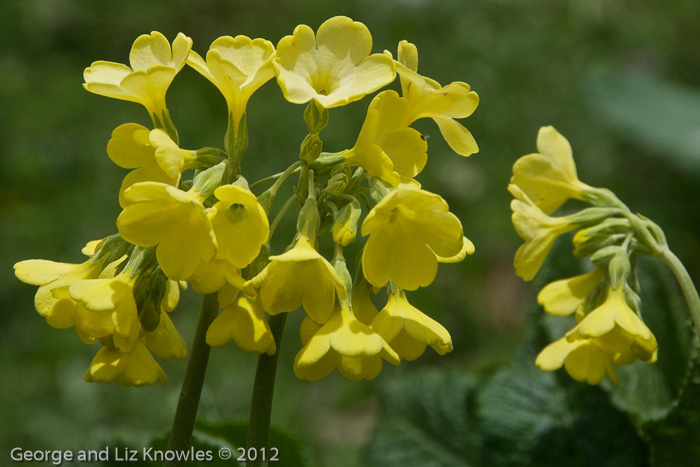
[304,99,329,134]
[90,234,131,267]
[297,197,320,239]
[609,249,632,289]
[590,245,624,267]
[192,161,227,199]
[226,111,248,167]
[132,267,168,332]
[568,208,623,227]
[581,187,624,208]
[194,147,227,167]
[368,176,393,204]
[333,256,353,305]
[310,152,346,171]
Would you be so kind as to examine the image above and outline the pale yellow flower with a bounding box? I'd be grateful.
[246,235,346,324]
[510,184,578,281]
[371,289,452,361]
[537,268,605,316]
[117,182,217,281]
[362,186,467,290]
[294,302,399,381]
[340,91,427,186]
[206,294,276,355]
[107,123,198,207]
[511,126,592,214]
[68,271,141,352]
[188,35,275,130]
[393,40,479,157]
[536,286,657,384]
[208,184,269,268]
[274,16,395,108]
[83,32,192,118]
[84,340,167,387]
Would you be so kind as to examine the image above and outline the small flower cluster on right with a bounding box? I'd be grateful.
[509,126,671,385]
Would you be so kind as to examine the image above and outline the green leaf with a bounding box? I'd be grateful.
[642,343,700,466]
[366,369,480,467]
[477,324,647,467]
[195,419,309,467]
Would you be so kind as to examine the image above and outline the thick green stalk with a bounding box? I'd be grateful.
[659,248,700,338]
[246,313,288,467]
[164,293,220,467]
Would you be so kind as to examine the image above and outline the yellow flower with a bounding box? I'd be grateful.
[536,337,618,385]
[393,41,479,157]
[187,35,275,130]
[571,286,657,365]
[294,302,400,381]
[371,289,452,361]
[537,268,605,316]
[107,123,198,207]
[187,257,242,294]
[536,286,657,385]
[511,126,592,214]
[83,32,192,119]
[117,182,217,281]
[509,184,578,281]
[206,294,276,355]
[246,235,346,324]
[14,257,104,330]
[208,185,269,268]
[340,91,427,186]
[274,16,395,108]
[68,271,141,352]
[84,340,167,387]
[362,186,467,290]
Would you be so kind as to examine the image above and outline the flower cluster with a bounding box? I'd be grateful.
[509,126,665,385]
[15,17,479,385]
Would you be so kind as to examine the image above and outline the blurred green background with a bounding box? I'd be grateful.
[2,0,699,465]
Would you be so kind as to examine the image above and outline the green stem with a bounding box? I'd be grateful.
[659,248,700,337]
[164,293,220,467]
[246,313,288,467]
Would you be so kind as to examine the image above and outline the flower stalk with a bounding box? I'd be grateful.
[164,292,219,467]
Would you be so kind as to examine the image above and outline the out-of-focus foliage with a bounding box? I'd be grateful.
[2,0,699,466]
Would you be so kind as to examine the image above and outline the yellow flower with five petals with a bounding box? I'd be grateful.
[208,184,269,268]
[84,340,167,387]
[511,126,592,214]
[371,288,452,361]
[274,16,395,108]
[246,235,346,324]
[188,36,275,130]
[107,123,199,207]
[537,268,605,316]
[509,184,578,281]
[361,186,470,290]
[83,32,192,120]
[206,293,276,355]
[294,301,399,381]
[340,91,427,186]
[392,40,479,157]
[536,286,657,384]
[117,183,217,281]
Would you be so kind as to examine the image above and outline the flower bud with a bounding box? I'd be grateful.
[192,161,227,199]
[332,202,361,246]
[300,133,323,165]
